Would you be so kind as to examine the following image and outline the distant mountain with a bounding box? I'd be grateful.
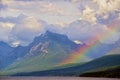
[105,46,120,56]
[0,41,14,69]
[0,41,13,55]
[2,31,81,72]
[11,31,79,58]
[85,43,117,59]
[8,54,120,76]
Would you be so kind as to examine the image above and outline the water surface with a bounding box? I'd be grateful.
[0,77,119,80]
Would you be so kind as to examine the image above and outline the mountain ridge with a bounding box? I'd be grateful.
[0,31,82,70]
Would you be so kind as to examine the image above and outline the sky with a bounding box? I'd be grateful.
[0,0,120,46]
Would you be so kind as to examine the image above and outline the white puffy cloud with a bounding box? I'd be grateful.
[9,16,45,46]
[93,0,120,15]
[0,22,14,42]
[81,6,97,24]
[79,0,120,24]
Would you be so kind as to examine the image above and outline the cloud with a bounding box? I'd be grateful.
[1,1,57,15]
[0,22,14,42]
[81,6,97,24]
[0,14,47,46]
[97,12,119,24]
[64,20,104,42]
[93,0,120,15]
[0,1,7,10]
[9,16,45,46]
[78,0,120,24]
[99,19,120,44]
[1,15,119,46]
[0,14,26,23]
[0,0,80,26]
[64,19,120,44]
[40,2,56,13]
[0,0,119,46]
[100,32,120,44]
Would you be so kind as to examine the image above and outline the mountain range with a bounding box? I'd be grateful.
[0,31,80,70]
[0,31,120,77]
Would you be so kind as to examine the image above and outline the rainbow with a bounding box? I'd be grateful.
[60,23,118,65]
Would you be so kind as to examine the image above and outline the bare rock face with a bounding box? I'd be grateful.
[30,42,49,56]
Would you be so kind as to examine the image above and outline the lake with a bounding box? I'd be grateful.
[0,77,119,80]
